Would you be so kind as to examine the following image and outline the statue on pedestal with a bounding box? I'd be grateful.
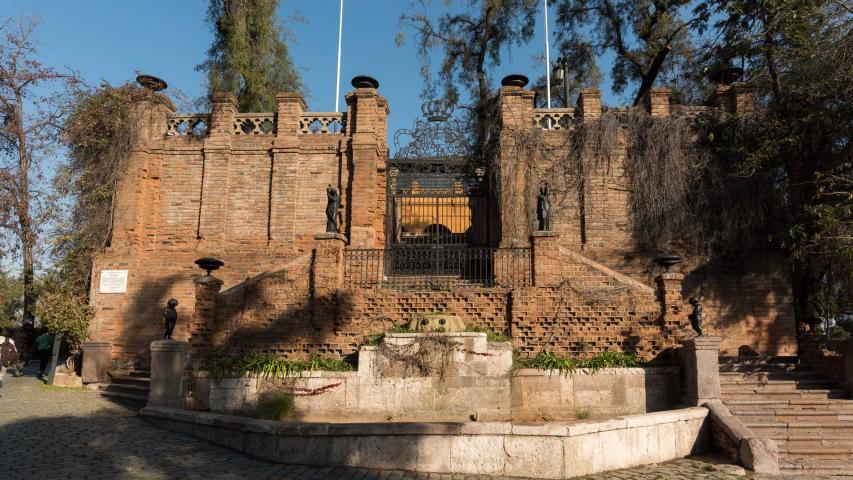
[326,185,341,233]
[688,297,704,336]
[537,183,551,231]
[163,299,178,339]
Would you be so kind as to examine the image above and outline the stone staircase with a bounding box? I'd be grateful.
[97,370,150,408]
[720,357,853,476]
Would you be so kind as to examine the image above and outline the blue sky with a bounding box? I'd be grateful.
[0,0,623,142]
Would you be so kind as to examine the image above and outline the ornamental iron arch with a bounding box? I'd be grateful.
[387,101,488,248]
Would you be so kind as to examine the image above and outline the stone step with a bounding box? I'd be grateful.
[98,390,149,409]
[784,438,853,449]
[783,445,853,460]
[747,421,853,440]
[721,388,847,399]
[99,383,150,395]
[731,410,853,424]
[719,378,830,389]
[780,459,853,476]
[720,370,824,381]
[723,398,853,411]
[108,375,150,387]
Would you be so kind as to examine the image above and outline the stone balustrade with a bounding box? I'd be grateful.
[166,114,210,136]
[532,108,575,130]
[299,112,346,134]
[164,111,347,137]
[232,113,275,135]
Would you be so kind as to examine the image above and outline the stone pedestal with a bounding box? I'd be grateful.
[681,336,722,406]
[148,340,188,409]
[81,341,112,384]
[843,341,853,398]
[530,231,561,287]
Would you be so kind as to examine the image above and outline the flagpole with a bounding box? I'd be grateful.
[335,0,344,112]
[544,0,551,110]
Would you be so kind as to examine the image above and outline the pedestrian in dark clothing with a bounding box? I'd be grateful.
[34,331,54,379]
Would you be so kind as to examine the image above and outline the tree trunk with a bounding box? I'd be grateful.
[15,93,35,324]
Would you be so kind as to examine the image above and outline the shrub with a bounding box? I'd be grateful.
[516,349,641,375]
[464,326,510,342]
[206,352,353,383]
[255,391,295,421]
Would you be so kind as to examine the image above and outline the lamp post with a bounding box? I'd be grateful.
[552,57,571,108]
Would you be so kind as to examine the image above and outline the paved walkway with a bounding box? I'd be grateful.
[0,372,848,480]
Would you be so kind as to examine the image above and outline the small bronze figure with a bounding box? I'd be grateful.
[537,184,551,231]
[688,297,704,336]
[326,185,341,233]
[163,299,178,339]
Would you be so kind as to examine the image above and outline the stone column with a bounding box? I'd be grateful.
[733,83,756,114]
[531,231,561,287]
[199,93,237,242]
[81,341,112,384]
[656,272,687,330]
[111,94,175,248]
[313,233,347,291]
[577,88,602,118]
[148,339,188,409]
[187,275,223,369]
[269,93,306,245]
[842,341,853,398]
[496,84,535,247]
[345,83,389,248]
[646,87,671,117]
[681,336,723,406]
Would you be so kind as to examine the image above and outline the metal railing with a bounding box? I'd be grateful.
[344,247,531,290]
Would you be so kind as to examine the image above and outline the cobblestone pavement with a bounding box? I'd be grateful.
[1,372,849,480]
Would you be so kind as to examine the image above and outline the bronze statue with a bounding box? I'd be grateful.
[163,299,178,339]
[537,184,551,231]
[326,185,341,233]
[688,297,704,336]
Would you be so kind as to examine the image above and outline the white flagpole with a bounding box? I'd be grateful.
[335,0,344,112]
[544,0,551,110]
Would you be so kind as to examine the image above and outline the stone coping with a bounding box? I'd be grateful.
[140,406,707,438]
[385,332,487,339]
[196,366,679,380]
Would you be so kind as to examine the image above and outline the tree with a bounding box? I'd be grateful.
[197,0,304,112]
[0,18,81,325]
[0,269,22,329]
[699,0,853,322]
[58,83,156,295]
[554,0,706,104]
[400,0,539,136]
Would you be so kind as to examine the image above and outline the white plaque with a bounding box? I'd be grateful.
[99,270,128,294]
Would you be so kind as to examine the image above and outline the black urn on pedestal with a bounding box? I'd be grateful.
[194,257,224,276]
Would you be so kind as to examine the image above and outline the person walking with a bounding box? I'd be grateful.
[0,329,19,398]
[34,330,54,379]
[11,323,33,376]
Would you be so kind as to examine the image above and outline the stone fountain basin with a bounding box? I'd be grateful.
[141,405,710,479]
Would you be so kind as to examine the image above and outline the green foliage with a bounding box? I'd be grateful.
[576,410,591,420]
[206,352,353,383]
[464,326,510,342]
[400,0,539,151]
[364,324,411,347]
[554,0,706,102]
[255,391,295,421]
[0,271,23,329]
[33,281,94,351]
[198,0,303,111]
[516,349,641,375]
[59,83,157,295]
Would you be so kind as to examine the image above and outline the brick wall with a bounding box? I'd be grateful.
[91,81,797,367]
[89,87,388,366]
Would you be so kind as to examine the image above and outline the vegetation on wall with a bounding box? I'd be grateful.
[206,352,353,383]
[516,349,641,375]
